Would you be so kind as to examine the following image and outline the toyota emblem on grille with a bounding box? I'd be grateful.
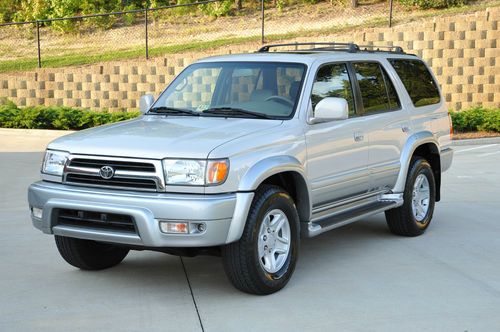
[99,166,115,179]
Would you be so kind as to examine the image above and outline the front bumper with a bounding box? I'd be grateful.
[28,181,254,247]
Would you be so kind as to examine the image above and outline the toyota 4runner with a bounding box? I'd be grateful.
[28,42,453,294]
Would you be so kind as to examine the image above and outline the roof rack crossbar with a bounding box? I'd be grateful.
[258,42,360,53]
[357,44,404,53]
[257,42,405,54]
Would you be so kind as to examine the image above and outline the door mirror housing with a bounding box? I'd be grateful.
[139,94,155,114]
[310,97,349,124]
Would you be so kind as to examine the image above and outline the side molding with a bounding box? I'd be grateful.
[393,131,439,193]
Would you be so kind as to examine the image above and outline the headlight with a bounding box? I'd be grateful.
[42,150,69,176]
[163,159,205,185]
[162,159,229,186]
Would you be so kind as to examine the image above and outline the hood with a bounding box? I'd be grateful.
[48,115,283,159]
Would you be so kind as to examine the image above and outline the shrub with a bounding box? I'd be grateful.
[276,0,287,11]
[12,0,51,22]
[397,0,467,9]
[173,0,197,16]
[123,4,137,26]
[450,107,500,133]
[200,0,233,17]
[48,0,81,32]
[478,109,500,132]
[0,100,141,130]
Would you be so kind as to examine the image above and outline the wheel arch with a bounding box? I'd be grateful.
[238,156,311,223]
[412,143,441,201]
[394,132,442,201]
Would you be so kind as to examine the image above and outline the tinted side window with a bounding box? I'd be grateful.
[389,59,440,107]
[353,62,400,114]
[311,63,355,116]
[384,70,401,110]
[277,66,304,101]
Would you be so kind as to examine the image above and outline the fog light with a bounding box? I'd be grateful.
[32,207,43,219]
[160,221,189,234]
[197,223,206,232]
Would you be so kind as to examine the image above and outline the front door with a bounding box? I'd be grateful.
[305,62,370,207]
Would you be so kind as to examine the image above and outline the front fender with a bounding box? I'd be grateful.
[238,155,308,192]
[393,131,439,193]
[224,156,311,244]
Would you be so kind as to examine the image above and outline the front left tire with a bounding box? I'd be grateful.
[221,185,300,295]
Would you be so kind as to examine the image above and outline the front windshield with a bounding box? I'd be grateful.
[152,61,307,119]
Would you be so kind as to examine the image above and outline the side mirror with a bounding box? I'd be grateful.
[139,94,155,114]
[311,97,349,124]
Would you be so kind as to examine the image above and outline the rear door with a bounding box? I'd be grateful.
[387,58,445,144]
[351,61,410,191]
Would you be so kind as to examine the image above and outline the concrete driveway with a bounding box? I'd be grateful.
[1,143,499,332]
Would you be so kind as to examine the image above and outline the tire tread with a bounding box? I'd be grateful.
[55,236,129,270]
[222,185,299,295]
[385,157,436,237]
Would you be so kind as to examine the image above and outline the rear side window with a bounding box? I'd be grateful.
[352,62,401,114]
[388,59,441,107]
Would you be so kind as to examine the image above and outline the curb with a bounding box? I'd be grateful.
[0,128,75,136]
[452,137,500,146]
[0,128,75,152]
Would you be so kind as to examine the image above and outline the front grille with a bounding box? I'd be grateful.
[66,173,157,190]
[56,209,137,234]
[63,155,164,192]
[69,158,155,172]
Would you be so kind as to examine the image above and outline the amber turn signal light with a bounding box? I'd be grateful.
[206,160,229,185]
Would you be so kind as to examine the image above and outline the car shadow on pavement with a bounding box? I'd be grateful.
[59,252,190,294]
[54,216,392,298]
[176,215,397,295]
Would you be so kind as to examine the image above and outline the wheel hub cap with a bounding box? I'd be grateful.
[412,174,430,223]
[257,209,291,274]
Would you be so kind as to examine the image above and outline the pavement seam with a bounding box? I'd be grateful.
[180,256,205,332]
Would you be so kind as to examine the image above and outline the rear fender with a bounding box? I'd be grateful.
[393,131,439,193]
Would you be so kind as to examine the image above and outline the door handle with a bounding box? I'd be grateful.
[354,132,364,142]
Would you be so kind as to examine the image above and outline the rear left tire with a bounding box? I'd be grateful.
[385,157,436,236]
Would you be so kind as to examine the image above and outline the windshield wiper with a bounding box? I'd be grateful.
[148,106,199,116]
[202,107,271,119]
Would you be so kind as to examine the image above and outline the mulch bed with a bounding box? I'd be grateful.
[452,131,500,140]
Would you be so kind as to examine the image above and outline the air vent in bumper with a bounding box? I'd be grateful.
[55,208,137,234]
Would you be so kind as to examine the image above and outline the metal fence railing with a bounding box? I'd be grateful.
[0,0,397,71]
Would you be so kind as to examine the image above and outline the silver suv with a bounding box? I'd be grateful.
[28,42,453,294]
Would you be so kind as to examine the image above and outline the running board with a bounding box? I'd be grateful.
[302,194,403,238]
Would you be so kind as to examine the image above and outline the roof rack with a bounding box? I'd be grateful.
[258,42,359,53]
[357,44,405,53]
[257,42,405,54]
